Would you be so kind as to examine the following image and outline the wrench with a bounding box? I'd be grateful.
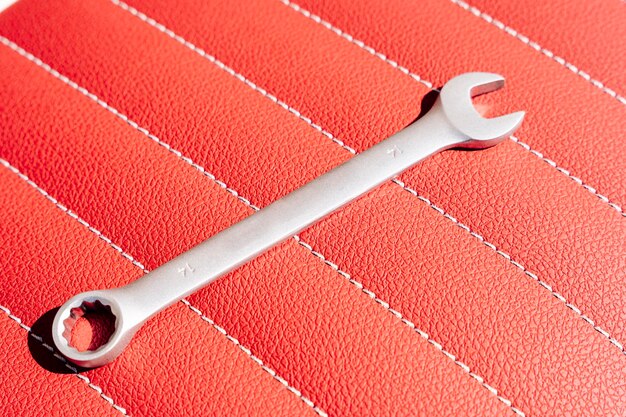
[52,72,524,367]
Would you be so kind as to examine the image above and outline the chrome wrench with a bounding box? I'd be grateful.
[53,72,524,367]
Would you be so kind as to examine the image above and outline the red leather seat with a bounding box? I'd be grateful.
[1,0,624,415]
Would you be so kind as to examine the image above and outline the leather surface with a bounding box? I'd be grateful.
[466,0,626,99]
[0,0,624,416]
[0,34,512,417]
[0,309,122,417]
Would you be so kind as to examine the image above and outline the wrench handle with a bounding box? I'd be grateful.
[52,73,522,368]
[116,102,462,322]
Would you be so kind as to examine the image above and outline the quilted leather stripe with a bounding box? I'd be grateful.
[465,0,626,99]
[18,0,619,412]
[281,0,626,217]
[0,154,326,415]
[263,0,626,349]
[107,0,626,358]
[0,37,514,416]
[0,0,610,412]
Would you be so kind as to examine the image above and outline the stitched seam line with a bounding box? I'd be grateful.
[293,237,525,415]
[450,0,626,214]
[82,5,522,413]
[279,0,626,354]
[392,176,626,354]
[0,303,128,415]
[0,41,327,417]
[280,0,625,217]
[450,0,626,107]
[110,0,356,156]
[509,135,624,212]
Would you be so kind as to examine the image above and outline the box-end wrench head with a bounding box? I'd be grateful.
[52,72,524,368]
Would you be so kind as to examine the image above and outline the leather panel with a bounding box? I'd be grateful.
[0,0,624,415]
[466,0,626,97]
[288,0,626,207]
[0,40,512,416]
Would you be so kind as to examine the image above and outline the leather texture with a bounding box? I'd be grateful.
[466,0,626,102]
[0,0,624,416]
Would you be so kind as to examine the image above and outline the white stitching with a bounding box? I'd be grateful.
[293,237,525,416]
[280,0,626,217]
[0,157,327,417]
[178,299,322,411]
[281,1,436,90]
[0,303,128,415]
[0,37,259,213]
[279,0,626,353]
[391,177,626,356]
[0,158,147,271]
[0,43,327,416]
[108,0,356,156]
[449,0,626,107]
[78,6,523,413]
[509,135,624,214]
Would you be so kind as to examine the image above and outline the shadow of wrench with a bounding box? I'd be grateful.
[52,72,524,367]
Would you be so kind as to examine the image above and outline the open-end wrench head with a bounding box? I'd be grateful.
[439,72,525,149]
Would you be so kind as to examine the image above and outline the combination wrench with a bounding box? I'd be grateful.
[53,72,524,367]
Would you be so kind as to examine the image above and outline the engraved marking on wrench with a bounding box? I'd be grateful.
[178,263,195,277]
[387,145,403,158]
